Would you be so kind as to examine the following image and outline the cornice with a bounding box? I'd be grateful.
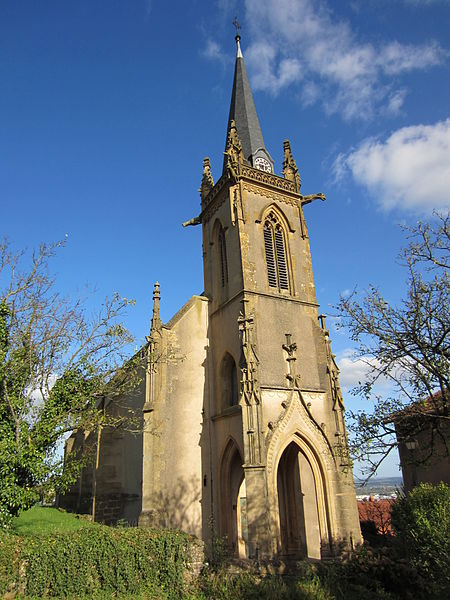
[260,385,327,393]
[209,288,319,318]
[240,165,298,195]
[201,166,301,224]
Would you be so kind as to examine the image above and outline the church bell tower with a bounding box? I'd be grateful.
[191,31,362,559]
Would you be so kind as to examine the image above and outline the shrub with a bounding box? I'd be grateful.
[0,532,22,595]
[197,568,335,600]
[390,482,450,598]
[0,526,191,599]
[0,504,12,531]
[335,545,424,600]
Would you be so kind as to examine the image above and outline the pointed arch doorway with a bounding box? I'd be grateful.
[277,440,324,559]
[220,440,248,558]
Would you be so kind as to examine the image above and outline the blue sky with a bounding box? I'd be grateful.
[1,1,449,477]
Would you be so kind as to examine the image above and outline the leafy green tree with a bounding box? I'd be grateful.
[0,239,140,526]
[391,482,450,598]
[337,212,449,475]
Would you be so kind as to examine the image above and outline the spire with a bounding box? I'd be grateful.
[150,282,162,332]
[224,28,273,174]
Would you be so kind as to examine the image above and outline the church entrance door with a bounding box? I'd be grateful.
[277,441,321,559]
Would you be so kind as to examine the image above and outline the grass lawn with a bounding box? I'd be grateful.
[12,505,97,536]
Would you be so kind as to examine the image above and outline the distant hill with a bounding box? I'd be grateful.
[354,476,403,497]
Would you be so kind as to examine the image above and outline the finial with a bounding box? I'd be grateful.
[151,281,162,331]
[233,17,243,58]
[202,157,213,181]
[200,157,214,203]
[318,314,327,331]
[282,139,301,192]
[153,281,160,301]
[225,119,244,174]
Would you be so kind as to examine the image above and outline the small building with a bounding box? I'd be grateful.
[394,391,449,492]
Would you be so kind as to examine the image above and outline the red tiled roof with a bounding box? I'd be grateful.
[358,498,395,535]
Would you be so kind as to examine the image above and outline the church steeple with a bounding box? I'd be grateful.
[224,30,274,174]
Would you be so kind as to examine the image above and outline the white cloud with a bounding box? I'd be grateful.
[386,89,407,115]
[242,0,445,120]
[278,58,302,88]
[337,349,374,390]
[379,41,442,74]
[245,42,302,93]
[336,119,450,212]
[336,349,394,393]
[202,39,227,64]
[301,80,320,106]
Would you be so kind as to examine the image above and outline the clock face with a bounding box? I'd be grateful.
[254,157,272,172]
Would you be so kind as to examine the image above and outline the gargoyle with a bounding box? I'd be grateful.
[182,216,201,227]
[300,193,326,206]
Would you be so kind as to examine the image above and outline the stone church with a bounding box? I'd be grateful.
[60,33,362,560]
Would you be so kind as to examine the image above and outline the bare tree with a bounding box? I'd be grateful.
[337,212,449,477]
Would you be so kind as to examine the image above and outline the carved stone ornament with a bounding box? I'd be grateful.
[238,306,266,466]
[263,333,336,465]
[282,140,301,193]
[238,310,260,405]
[200,157,214,202]
[282,333,301,389]
[224,120,244,181]
[319,314,345,413]
[265,390,337,474]
[240,166,297,194]
[300,192,326,206]
[330,366,345,412]
[150,281,162,332]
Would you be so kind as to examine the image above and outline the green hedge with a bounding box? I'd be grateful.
[0,526,191,598]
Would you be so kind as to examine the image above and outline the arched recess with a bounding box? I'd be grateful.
[219,438,247,558]
[275,434,330,559]
[257,204,294,294]
[220,352,239,411]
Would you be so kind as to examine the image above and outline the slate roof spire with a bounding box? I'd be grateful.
[223,29,273,173]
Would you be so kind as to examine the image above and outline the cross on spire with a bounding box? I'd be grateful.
[232,17,241,38]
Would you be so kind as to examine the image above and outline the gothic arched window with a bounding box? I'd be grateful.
[218,226,228,287]
[263,211,290,292]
